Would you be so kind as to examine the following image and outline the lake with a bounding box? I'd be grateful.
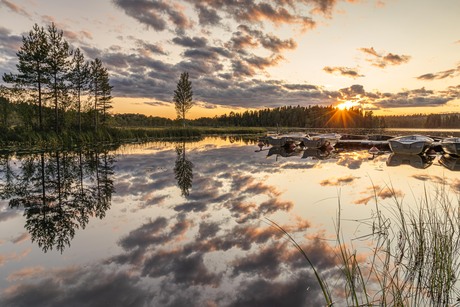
[1,135,459,306]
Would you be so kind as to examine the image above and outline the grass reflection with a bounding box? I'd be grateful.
[273,181,460,306]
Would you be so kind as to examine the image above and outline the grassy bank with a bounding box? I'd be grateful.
[0,126,268,150]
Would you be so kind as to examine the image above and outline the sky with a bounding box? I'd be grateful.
[0,0,459,119]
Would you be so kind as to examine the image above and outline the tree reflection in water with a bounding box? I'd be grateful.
[174,141,194,197]
[0,148,115,253]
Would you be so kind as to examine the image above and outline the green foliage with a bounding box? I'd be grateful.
[2,23,49,129]
[90,58,112,131]
[45,22,72,132]
[173,72,193,126]
[2,23,112,134]
[68,48,91,132]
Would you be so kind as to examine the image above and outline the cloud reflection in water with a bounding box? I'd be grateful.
[1,138,460,306]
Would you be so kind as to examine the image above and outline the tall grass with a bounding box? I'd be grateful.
[271,181,460,306]
[0,126,267,151]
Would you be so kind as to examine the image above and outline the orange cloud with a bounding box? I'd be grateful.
[7,266,45,281]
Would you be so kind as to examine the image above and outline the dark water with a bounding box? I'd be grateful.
[0,136,459,306]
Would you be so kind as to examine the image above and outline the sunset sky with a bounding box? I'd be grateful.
[1,0,459,119]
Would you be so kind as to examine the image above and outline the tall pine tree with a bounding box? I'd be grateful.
[173,72,193,127]
[2,24,49,130]
[89,58,112,132]
[69,48,90,132]
[45,23,71,132]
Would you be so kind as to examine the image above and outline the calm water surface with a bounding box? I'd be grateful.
[0,136,459,306]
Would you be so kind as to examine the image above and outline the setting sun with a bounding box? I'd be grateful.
[336,100,361,110]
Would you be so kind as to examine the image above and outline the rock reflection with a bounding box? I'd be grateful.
[0,148,115,253]
[174,141,194,197]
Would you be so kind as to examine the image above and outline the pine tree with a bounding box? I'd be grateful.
[45,23,71,132]
[173,72,193,127]
[99,68,113,126]
[2,24,49,130]
[89,58,112,132]
[69,48,90,132]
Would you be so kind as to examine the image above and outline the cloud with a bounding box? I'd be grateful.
[172,36,208,48]
[337,84,365,99]
[353,185,404,205]
[0,0,31,18]
[358,47,411,68]
[416,64,460,80]
[231,25,297,53]
[0,26,22,59]
[112,0,193,32]
[7,266,45,281]
[195,3,221,26]
[336,153,363,169]
[144,101,173,107]
[320,175,359,186]
[134,39,168,56]
[0,249,31,267]
[0,208,20,222]
[373,88,452,108]
[453,179,460,192]
[10,232,29,244]
[323,66,364,78]
[325,85,458,109]
[0,268,153,307]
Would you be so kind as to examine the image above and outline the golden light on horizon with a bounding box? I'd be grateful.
[335,95,362,110]
[336,99,361,110]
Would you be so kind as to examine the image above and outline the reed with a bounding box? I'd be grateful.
[271,180,460,306]
[0,126,267,150]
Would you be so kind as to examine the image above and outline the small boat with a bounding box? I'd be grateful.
[307,133,341,147]
[439,154,460,171]
[441,137,460,156]
[340,134,367,140]
[367,134,394,141]
[300,133,340,149]
[264,133,304,147]
[388,135,433,155]
[386,153,433,169]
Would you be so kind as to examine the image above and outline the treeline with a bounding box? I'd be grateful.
[1,23,112,134]
[110,107,460,129]
[377,113,460,129]
[193,105,383,128]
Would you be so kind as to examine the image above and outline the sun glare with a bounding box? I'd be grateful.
[336,100,359,110]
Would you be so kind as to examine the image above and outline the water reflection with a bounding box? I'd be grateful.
[1,137,460,306]
[386,153,435,169]
[265,145,335,161]
[301,148,332,160]
[439,154,460,171]
[174,141,194,197]
[0,148,115,253]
